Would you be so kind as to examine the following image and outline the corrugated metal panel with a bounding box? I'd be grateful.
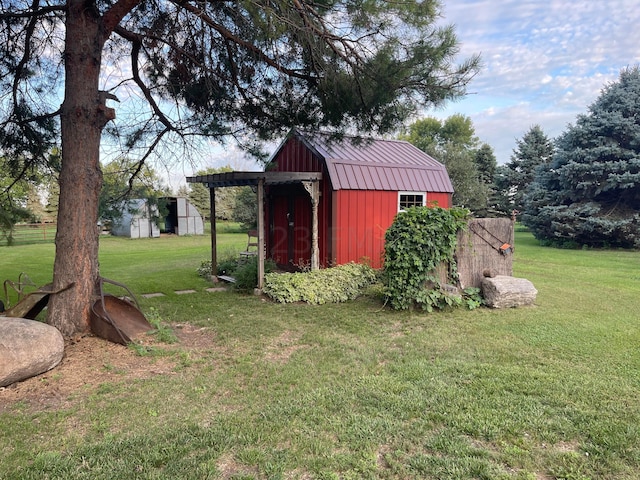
[369,165,384,191]
[428,192,452,208]
[293,131,453,193]
[332,190,397,268]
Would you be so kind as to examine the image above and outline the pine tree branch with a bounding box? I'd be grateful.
[102,0,142,35]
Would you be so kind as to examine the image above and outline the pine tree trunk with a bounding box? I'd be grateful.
[48,2,109,337]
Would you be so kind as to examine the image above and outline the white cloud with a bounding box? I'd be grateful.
[430,0,640,163]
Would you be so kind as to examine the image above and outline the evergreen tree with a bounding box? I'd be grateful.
[494,125,554,215]
[522,67,640,248]
[474,143,497,186]
[473,143,499,216]
[44,179,60,223]
[25,186,46,222]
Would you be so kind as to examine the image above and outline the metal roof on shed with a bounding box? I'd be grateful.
[292,131,454,193]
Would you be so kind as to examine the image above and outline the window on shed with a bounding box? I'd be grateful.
[398,192,426,211]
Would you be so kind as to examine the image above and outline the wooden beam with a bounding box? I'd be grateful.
[187,171,322,188]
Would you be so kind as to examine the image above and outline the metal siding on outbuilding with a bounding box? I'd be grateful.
[111,199,160,239]
[428,192,452,208]
[263,139,330,267]
[296,132,453,194]
[174,197,204,235]
[332,189,397,268]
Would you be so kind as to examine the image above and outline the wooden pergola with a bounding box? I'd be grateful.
[186,171,322,289]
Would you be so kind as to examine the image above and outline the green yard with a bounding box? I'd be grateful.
[1,227,639,479]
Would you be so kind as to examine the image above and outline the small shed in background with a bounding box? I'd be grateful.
[110,199,160,239]
[111,197,204,238]
[162,197,205,236]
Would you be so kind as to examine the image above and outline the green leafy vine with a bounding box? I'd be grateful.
[383,206,471,311]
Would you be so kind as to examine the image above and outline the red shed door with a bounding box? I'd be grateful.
[270,188,311,269]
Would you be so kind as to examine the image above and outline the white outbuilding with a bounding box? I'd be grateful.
[111,197,203,238]
[162,197,205,236]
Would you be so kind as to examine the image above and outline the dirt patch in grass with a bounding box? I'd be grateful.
[216,452,261,480]
[263,330,306,363]
[0,324,219,413]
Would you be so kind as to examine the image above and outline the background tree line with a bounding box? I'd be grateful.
[7,66,639,251]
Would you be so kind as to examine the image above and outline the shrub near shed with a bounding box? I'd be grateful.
[263,263,377,304]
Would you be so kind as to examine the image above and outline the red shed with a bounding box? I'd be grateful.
[266,130,453,269]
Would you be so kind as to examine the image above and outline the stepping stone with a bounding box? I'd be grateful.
[206,287,227,293]
[174,289,197,295]
[141,292,165,298]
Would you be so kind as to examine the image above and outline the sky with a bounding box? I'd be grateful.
[430,0,640,164]
[168,0,640,187]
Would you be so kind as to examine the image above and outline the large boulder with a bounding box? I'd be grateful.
[0,317,64,387]
[481,275,537,308]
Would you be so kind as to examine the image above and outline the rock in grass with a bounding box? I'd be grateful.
[0,317,64,387]
[481,275,537,308]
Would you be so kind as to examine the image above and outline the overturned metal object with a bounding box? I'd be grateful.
[1,276,74,320]
[89,278,153,345]
[0,286,52,319]
[90,294,152,345]
[1,273,152,346]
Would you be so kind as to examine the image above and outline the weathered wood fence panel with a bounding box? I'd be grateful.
[455,218,514,289]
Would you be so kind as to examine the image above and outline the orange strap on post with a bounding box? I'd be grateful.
[499,243,512,254]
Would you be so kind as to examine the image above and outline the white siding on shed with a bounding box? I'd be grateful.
[111,199,160,238]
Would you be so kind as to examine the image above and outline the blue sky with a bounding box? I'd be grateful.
[430,0,640,164]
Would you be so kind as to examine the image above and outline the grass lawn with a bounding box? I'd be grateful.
[1,227,639,479]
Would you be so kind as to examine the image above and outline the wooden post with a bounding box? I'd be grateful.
[303,180,320,270]
[209,186,217,277]
[257,178,265,289]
